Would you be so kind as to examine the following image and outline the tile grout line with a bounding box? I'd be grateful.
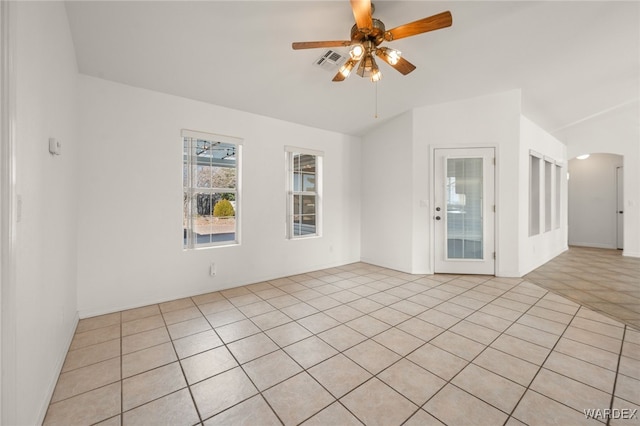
[606,324,627,426]
[115,304,203,422]
[525,248,639,329]
[303,274,519,424]
[236,266,410,424]
[164,300,205,426]
[197,269,467,425]
[425,280,616,424]
[48,254,637,425]
[503,297,601,425]
[196,292,287,426]
[198,271,516,424]
[249,269,427,425]
[279,272,472,425]
[415,285,553,425]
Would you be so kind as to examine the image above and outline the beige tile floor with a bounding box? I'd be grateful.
[525,246,640,330]
[45,252,640,425]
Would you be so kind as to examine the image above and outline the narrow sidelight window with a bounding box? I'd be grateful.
[529,153,541,236]
[555,164,562,229]
[544,159,553,232]
[286,147,322,239]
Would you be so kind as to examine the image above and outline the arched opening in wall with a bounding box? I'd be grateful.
[568,153,624,249]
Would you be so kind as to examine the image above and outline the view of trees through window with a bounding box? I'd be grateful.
[183,136,239,248]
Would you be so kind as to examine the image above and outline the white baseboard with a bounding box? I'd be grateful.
[496,270,523,278]
[516,245,569,278]
[78,257,362,319]
[359,257,413,274]
[36,311,79,425]
[569,242,617,250]
[623,250,640,258]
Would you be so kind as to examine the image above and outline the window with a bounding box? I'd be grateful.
[530,152,564,236]
[555,164,562,229]
[529,153,541,236]
[446,158,484,260]
[544,159,553,232]
[183,130,241,249]
[286,147,322,238]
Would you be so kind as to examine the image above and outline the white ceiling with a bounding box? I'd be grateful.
[65,1,639,137]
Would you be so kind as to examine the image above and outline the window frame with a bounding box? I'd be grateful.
[285,146,323,239]
[544,158,553,233]
[529,151,542,236]
[554,163,563,230]
[183,129,242,250]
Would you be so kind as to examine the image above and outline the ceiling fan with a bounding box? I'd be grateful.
[292,0,452,82]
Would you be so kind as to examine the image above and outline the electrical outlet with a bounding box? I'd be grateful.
[210,262,216,277]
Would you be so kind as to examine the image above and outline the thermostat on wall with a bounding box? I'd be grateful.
[49,137,62,155]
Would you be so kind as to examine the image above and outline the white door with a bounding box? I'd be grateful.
[617,166,624,250]
[434,148,495,274]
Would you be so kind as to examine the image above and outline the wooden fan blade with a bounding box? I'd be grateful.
[292,40,352,50]
[332,71,347,82]
[350,0,372,32]
[375,50,416,75]
[385,11,452,41]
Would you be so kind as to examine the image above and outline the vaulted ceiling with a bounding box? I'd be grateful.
[65,1,639,138]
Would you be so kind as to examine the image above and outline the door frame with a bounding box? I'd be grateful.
[0,1,17,423]
[616,166,624,250]
[430,144,499,275]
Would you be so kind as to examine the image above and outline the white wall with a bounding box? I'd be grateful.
[77,76,361,317]
[13,2,79,424]
[555,102,640,257]
[519,117,568,274]
[413,90,523,276]
[360,111,414,271]
[361,90,568,277]
[568,154,623,249]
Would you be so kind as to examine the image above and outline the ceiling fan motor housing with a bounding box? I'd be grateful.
[350,18,386,46]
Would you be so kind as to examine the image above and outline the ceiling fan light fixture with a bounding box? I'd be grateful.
[356,53,373,77]
[356,53,382,82]
[338,58,357,78]
[349,44,365,60]
[370,68,382,82]
[370,57,382,82]
[353,52,383,83]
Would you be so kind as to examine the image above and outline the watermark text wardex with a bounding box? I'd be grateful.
[583,408,638,420]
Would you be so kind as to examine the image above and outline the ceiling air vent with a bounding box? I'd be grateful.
[313,50,347,71]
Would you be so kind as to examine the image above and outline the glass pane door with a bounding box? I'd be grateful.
[446,158,483,260]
